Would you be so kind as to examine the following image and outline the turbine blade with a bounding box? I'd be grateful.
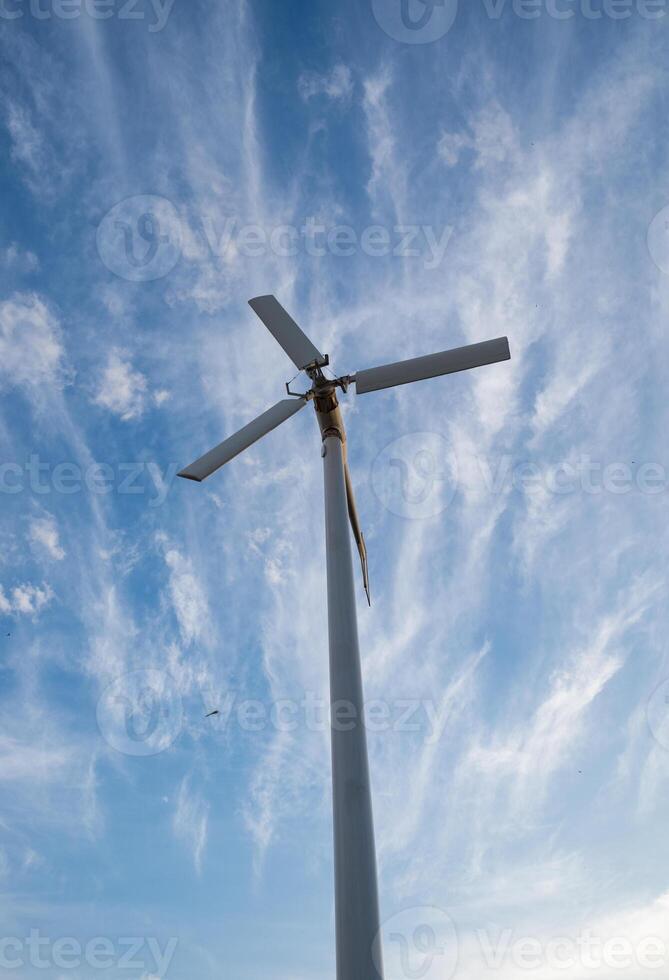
[344,461,370,606]
[354,337,511,394]
[249,295,325,371]
[178,397,307,482]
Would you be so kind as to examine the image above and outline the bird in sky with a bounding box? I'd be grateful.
[205,710,220,718]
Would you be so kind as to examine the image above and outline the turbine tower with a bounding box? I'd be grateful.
[178,295,511,980]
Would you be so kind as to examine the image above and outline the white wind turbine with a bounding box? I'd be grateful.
[178,295,511,980]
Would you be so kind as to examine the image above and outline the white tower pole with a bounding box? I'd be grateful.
[322,432,384,980]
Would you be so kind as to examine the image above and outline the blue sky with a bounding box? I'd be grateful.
[1,1,669,978]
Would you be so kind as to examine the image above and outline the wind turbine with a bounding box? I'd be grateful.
[177,295,511,980]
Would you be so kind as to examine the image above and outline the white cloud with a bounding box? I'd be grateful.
[0,735,73,783]
[0,293,66,390]
[153,389,170,406]
[173,776,209,874]
[1,34,85,200]
[0,583,53,617]
[470,103,518,169]
[530,342,602,443]
[99,286,127,317]
[93,349,147,421]
[5,102,46,176]
[298,64,353,103]
[438,102,518,171]
[0,243,39,273]
[159,538,210,646]
[362,67,407,221]
[21,849,42,872]
[456,584,654,842]
[29,515,65,562]
[0,729,101,842]
[437,130,470,167]
[165,262,234,315]
[11,583,53,616]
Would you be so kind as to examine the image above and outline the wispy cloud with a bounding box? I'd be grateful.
[0,293,67,391]
[0,582,54,617]
[29,514,65,562]
[462,585,653,823]
[438,101,518,170]
[173,776,209,874]
[0,7,666,977]
[0,243,39,273]
[298,64,353,103]
[4,101,46,178]
[157,534,211,647]
[92,349,148,421]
